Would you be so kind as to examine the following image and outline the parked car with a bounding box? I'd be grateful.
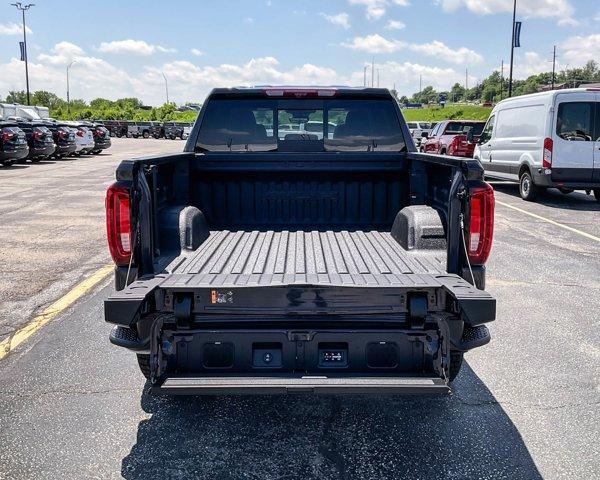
[104,86,496,395]
[474,88,600,201]
[12,119,55,162]
[422,120,485,157]
[149,121,163,139]
[163,122,186,139]
[407,121,433,147]
[43,121,77,158]
[0,121,29,166]
[65,122,95,155]
[103,120,128,138]
[89,123,111,153]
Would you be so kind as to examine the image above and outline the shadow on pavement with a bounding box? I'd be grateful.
[491,181,600,212]
[121,364,542,480]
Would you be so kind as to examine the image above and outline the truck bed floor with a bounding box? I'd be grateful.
[165,230,446,288]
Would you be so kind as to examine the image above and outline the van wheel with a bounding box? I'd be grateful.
[448,351,463,382]
[519,170,539,201]
[594,189,600,203]
[137,354,151,379]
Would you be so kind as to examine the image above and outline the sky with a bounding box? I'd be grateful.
[0,0,598,106]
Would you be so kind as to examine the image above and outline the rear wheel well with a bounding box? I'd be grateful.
[518,164,530,178]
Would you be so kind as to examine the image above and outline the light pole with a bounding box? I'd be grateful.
[11,2,34,105]
[67,61,76,115]
[162,72,169,105]
[508,0,517,97]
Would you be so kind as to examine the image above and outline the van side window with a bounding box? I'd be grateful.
[480,115,495,143]
[556,102,593,141]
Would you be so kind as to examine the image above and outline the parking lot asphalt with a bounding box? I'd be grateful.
[0,140,599,479]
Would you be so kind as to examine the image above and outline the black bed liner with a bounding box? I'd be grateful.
[166,230,446,287]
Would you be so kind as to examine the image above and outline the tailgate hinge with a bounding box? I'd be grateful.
[408,293,428,330]
[173,294,193,328]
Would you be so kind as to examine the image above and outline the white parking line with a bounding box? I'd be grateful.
[496,200,600,243]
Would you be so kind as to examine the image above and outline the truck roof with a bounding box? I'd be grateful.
[208,86,394,99]
[495,87,599,107]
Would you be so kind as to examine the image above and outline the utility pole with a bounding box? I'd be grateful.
[465,67,468,92]
[363,65,368,87]
[508,0,517,97]
[500,60,504,100]
[551,45,557,89]
[377,68,380,88]
[11,2,34,105]
[419,75,422,98]
[67,61,76,115]
[162,72,169,104]
[371,57,374,87]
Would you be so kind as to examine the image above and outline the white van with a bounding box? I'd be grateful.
[474,88,600,201]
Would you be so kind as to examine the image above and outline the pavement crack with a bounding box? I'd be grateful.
[0,386,139,399]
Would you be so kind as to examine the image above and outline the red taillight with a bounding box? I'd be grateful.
[263,88,337,98]
[467,183,495,265]
[58,129,66,139]
[2,132,13,142]
[543,137,552,169]
[105,183,132,266]
[76,129,85,137]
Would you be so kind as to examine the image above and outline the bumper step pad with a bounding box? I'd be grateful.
[153,376,449,395]
[109,325,147,351]
[458,324,490,351]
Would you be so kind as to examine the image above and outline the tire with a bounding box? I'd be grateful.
[448,351,464,382]
[137,354,151,379]
[143,131,150,139]
[594,189,600,203]
[519,170,539,201]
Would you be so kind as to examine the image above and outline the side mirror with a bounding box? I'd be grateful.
[466,130,474,143]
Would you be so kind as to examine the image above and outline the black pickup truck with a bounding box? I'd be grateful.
[104,87,496,395]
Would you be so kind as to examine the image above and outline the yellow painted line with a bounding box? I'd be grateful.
[0,264,113,361]
[496,200,600,243]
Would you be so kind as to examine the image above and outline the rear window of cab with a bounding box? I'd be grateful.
[196,98,407,153]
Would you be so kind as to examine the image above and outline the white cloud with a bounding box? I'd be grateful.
[320,12,351,29]
[37,41,86,65]
[385,19,406,30]
[409,40,483,65]
[341,35,483,64]
[190,48,204,57]
[0,22,32,36]
[349,0,409,20]
[559,34,600,66]
[342,34,406,53]
[97,39,176,55]
[436,0,577,26]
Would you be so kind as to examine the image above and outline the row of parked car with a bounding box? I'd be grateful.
[407,88,600,202]
[101,120,194,140]
[0,119,111,167]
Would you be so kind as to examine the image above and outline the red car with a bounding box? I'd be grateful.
[422,120,485,157]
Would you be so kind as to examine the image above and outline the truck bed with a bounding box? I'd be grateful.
[165,230,446,288]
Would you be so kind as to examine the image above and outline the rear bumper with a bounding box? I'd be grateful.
[94,139,111,150]
[533,167,600,189]
[28,143,55,158]
[0,146,29,161]
[55,143,77,156]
